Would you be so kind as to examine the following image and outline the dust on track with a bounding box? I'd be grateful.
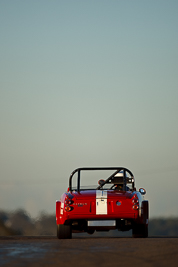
[0,236,178,267]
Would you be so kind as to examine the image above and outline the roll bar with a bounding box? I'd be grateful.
[69,167,134,192]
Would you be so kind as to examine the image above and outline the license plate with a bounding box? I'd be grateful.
[88,220,116,227]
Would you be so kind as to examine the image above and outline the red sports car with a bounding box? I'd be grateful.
[56,167,149,238]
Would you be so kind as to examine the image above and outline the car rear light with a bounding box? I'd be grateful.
[132,199,139,204]
[65,194,73,212]
[65,206,72,212]
[132,204,139,210]
[65,199,72,205]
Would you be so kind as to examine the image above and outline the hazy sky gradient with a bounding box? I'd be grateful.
[0,0,178,218]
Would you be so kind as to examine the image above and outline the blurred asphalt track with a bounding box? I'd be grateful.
[0,236,178,266]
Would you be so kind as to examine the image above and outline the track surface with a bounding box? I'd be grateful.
[0,236,178,267]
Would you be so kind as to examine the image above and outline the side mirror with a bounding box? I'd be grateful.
[139,188,146,195]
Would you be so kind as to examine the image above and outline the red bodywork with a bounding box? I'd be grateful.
[56,167,149,238]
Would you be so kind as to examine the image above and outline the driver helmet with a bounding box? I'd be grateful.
[114,170,128,177]
[114,170,128,191]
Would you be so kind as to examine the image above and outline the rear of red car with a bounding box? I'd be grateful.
[56,167,149,238]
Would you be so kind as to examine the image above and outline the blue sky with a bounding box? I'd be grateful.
[0,0,178,218]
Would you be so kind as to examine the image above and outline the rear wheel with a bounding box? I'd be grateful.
[57,224,72,239]
[132,223,148,238]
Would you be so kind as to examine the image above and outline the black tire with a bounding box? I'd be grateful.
[57,224,72,239]
[142,200,149,224]
[132,223,148,238]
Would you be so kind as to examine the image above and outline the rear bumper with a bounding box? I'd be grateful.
[56,212,139,225]
[71,218,134,232]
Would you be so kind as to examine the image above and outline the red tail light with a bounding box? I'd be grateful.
[132,199,139,204]
[65,206,72,212]
[65,199,72,205]
[132,205,139,210]
[65,194,73,212]
[132,194,139,210]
